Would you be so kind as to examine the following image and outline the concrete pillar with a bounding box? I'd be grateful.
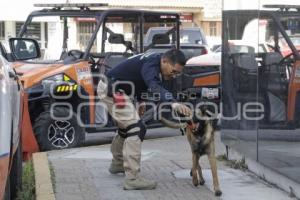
[46,21,62,59]
[40,22,45,49]
[68,19,77,50]
[5,21,16,40]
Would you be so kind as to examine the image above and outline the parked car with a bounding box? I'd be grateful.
[187,46,221,66]
[144,27,209,60]
[0,51,23,200]
[187,40,270,66]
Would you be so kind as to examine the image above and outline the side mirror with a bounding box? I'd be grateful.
[9,38,41,60]
[108,34,125,44]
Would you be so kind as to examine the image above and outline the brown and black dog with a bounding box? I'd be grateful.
[161,109,222,196]
[186,115,222,196]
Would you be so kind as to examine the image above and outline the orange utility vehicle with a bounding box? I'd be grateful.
[222,5,300,129]
[4,4,220,157]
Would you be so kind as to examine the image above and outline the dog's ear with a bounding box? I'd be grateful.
[195,106,219,120]
[194,108,204,121]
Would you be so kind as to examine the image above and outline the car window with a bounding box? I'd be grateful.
[143,28,173,46]
[180,30,203,44]
[144,28,204,46]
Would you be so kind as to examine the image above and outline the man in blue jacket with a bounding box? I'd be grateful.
[97,49,191,190]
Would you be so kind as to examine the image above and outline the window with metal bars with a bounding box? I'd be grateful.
[78,22,97,52]
[16,22,41,40]
[209,21,217,36]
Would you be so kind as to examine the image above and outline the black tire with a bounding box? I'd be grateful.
[9,139,23,199]
[4,177,10,200]
[33,107,85,151]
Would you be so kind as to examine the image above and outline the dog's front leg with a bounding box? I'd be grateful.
[191,153,205,186]
[197,163,205,185]
[208,142,222,196]
[191,152,199,186]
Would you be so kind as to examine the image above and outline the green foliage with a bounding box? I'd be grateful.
[16,160,36,200]
[217,154,248,171]
[49,161,56,193]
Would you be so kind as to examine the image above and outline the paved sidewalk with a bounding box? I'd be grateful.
[47,130,294,200]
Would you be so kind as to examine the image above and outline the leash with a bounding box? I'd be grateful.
[174,111,198,135]
[174,111,186,135]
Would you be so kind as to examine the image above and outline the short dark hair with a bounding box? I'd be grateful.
[162,49,186,66]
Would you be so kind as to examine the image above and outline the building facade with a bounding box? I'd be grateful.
[0,0,222,49]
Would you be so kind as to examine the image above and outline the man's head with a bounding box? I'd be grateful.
[160,49,186,80]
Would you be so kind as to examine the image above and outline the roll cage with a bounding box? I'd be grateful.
[222,6,300,59]
[18,4,181,61]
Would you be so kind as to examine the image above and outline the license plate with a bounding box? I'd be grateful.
[201,88,219,99]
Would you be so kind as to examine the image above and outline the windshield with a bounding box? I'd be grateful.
[20,16,98,62]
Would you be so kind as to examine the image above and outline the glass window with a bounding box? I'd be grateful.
[209,21,217,36]
[222,4,300,185]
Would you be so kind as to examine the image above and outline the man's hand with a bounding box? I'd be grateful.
[172,103,192,116]
[138,102,146,117]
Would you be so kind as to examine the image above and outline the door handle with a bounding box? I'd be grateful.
[9,71,17,79]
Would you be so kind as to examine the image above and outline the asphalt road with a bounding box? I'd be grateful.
[84,127,182,146]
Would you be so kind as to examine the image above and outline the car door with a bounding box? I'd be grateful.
[0,55,13,198]
[0,55,13,157]
[6,56,22,148]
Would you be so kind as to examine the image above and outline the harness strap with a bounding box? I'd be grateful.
[119,122,140,134]
[118,130,139,138]
[117,120,146,141]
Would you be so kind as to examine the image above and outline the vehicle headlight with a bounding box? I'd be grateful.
[41,74,64,90]
[41,74,78,93]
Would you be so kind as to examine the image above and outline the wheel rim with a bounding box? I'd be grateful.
[48,120,75,148]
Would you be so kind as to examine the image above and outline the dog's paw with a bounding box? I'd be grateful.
[215,190,222,196]
[199,179,205,185]
[192,174,199,186]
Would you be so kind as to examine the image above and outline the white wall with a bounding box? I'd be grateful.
[223,0,300,10]
[45,21,63,59]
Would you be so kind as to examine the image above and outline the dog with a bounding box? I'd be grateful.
[185,112,222,196]
[161,108,222,196]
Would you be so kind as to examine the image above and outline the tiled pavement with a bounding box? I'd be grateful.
[47,130,293,200]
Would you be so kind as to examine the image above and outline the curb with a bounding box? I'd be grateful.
[32,152,55,200]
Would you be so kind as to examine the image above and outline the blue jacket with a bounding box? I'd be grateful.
[107,52,174,102]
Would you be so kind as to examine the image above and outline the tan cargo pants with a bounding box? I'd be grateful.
[101,94,142,180]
